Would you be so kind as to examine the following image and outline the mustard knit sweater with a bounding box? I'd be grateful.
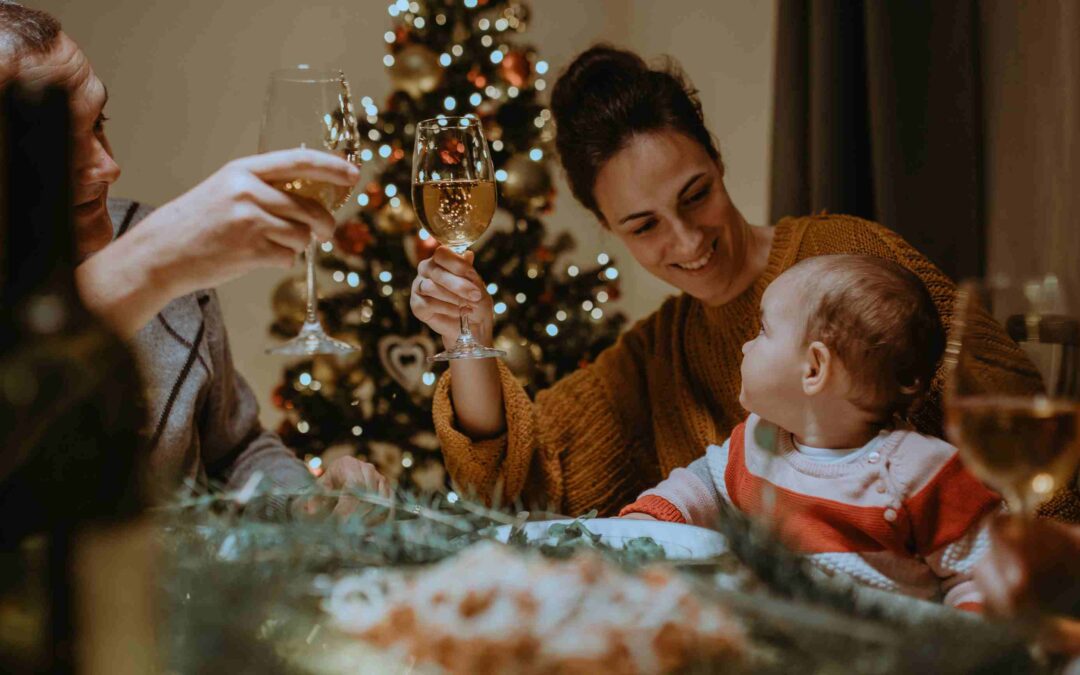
[433,214,1080,522]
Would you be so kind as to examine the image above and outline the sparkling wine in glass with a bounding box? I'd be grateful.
[412,116,505,361]
[260,65,361,355]
[945,276,1080,515]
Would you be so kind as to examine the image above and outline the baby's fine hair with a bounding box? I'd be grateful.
[786,254,945,423]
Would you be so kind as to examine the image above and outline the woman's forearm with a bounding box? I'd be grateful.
[448,358,506,438]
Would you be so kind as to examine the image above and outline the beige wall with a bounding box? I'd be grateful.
[982,0,1080,301]
[35,0,777,428]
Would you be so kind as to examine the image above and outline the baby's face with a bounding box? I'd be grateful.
[739,271,810,424]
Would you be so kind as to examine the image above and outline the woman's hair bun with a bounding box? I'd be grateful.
[549,44,720,220]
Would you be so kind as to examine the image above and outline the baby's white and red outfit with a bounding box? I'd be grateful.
[620,414,1001,611]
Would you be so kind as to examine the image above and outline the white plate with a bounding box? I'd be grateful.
[491,518,728,560]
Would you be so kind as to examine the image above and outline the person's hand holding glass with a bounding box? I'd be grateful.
[260,66,361,355]
[411,116,504,361]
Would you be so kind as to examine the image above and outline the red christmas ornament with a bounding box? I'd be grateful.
[438,138,467,166]
[391,147,406,163]
[364,181,386,210]
[271,384,287,409]
[605,284,622,302]
[535,246,554,263]
[335,220,375,256]
[538,290,555,305]
[499,50,531,89]
[393,24,412,47]
[407,231,441,266]
[467,65,488,90]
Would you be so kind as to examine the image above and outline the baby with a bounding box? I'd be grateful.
[621,255,999,611]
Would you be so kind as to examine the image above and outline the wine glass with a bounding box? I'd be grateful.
[945,274,1080,516]
[260,66,361,355]
[411,116,505,361]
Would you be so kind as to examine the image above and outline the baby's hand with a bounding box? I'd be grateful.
[620,513,658,521]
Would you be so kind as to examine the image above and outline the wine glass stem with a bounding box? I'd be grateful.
[305,234,319,327]
[1008,487,1031,520]
[458,305,476,346]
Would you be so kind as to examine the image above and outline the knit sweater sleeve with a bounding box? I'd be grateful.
[924,519,993,611]
[198,291,312,515]
[619,456,721,525]
[795,215,1044,436]
[434,313,660,516]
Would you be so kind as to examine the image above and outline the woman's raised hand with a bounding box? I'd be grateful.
[411,247,494,349]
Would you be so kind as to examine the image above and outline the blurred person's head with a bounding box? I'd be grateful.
[1,1,120,257]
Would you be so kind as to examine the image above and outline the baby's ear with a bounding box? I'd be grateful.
[802,341,831,395]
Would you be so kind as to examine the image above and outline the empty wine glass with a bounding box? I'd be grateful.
[411,116,505,361]
[260,65,361,355]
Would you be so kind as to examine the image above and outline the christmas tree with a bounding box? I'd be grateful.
[269,0,627,492]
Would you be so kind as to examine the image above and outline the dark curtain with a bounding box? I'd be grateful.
[769,0,983,281]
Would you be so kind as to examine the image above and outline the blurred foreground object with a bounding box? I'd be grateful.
[0,82,156,674]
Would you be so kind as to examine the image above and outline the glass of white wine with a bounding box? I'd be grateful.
[412,116,505,361]
[260,66,361,355]
[945,275,1080,516]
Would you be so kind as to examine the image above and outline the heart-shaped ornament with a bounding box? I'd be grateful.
[377,334,437,393]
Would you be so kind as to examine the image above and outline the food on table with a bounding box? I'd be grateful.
[325,542,745,674]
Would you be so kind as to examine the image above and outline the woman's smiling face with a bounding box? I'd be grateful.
[592,129,750,305]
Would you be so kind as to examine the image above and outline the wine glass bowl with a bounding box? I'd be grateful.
[412,116,505,362]
[416,179,497,254]
[945,276,1080,515]
[260,66,361,356]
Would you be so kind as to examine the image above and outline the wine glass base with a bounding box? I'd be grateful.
[428,345,506,361]
[268,326,358,356]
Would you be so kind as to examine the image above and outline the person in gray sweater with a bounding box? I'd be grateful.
[1,2,388,516]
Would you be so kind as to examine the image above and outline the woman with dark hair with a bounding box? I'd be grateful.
[411,45,1076,520]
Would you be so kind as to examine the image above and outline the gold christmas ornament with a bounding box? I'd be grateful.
[503,2,531,31]
[350,377,376,419]
[389,44,443,99]
[499,153,553,212]
[538,121,557,157]
[310,356,340,397]
[409,431,440,452]
[374,197,418,234]
[320,443,356,466]
[410,459,447,492]
[271,276,308,326]
[451,20,470,45]
[494,325,542,381]
[367,440,404,482]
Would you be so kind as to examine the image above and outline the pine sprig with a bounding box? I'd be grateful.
[158,484,1038,674]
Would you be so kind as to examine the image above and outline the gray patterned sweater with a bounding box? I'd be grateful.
[108,198,312,514]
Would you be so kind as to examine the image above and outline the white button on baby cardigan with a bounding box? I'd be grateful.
[883,508,897,522]
[867,451,881,464]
